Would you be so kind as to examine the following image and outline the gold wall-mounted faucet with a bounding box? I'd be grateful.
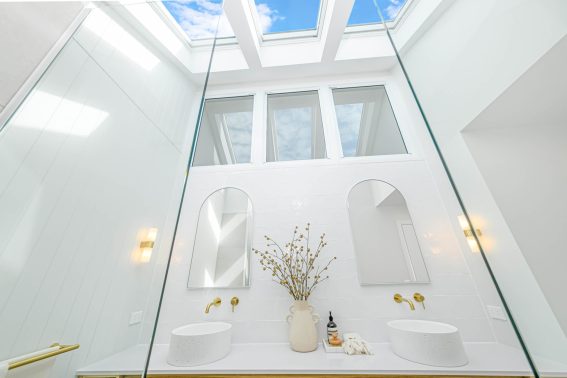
[205,297,221,313]
[413,292,425,309]
[230,296,239,312]
[394,293,415,311]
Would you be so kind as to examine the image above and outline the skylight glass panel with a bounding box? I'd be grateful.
[253,0,321,35]
[348,0,408,26]
[162,0,234,40]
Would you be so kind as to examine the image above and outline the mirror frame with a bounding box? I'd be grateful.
[187,186,253,289]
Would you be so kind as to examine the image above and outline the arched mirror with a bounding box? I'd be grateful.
[188,188,253,288]
[347,180,430,284]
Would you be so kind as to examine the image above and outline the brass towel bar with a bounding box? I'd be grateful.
[8,343,80,370]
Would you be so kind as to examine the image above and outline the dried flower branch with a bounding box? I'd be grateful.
[253,223,336,300]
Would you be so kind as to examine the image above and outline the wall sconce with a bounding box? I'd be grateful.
[139,228,158,263]
[457,215,481,253]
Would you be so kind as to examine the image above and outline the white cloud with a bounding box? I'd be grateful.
[165,0,282,40]
[385,0,403,20]
[165,0,234,40]
[254,2,284,33]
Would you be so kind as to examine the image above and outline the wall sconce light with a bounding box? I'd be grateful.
[139,228,158,263]
[457,215,481,253]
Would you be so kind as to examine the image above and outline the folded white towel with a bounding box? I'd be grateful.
[0,346,59,378]
[0,362,8,378]
[342,333,373,355]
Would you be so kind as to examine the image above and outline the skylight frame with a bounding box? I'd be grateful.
[247,0,328,43]
[344,0,414,34]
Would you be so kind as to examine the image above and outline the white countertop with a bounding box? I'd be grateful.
[77,342,540,376]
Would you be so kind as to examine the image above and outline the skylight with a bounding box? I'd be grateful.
[252,0,322,38]
[348,0,408,26]
[162,0,234,41]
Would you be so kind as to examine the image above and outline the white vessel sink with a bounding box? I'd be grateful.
[387,319,468,367]
[167,322,232,367]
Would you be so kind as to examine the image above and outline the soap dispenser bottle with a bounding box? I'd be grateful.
[327,311,342,346]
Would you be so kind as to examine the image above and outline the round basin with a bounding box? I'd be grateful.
[167,322,232,367]
[387,319,468,367]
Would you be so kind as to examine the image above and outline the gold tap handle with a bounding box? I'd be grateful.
[414,292,425,309]
[230,296,239,312]
[393,293,403,303]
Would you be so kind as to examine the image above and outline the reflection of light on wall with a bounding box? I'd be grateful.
[125,3,182,55]
[207,201,221,244]
[12,90,108,136]
[458,215,481,253]
[216,255,245,286]
[204,269,214,287]
[84,10,159,71]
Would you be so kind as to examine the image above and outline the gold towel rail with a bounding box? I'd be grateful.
[8,343,80,370]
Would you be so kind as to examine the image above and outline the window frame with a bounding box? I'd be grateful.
[198,79,416,171]
[193,94,256,167]
[329,82,409,159]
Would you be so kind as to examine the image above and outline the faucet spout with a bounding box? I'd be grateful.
[393,293,415,311]
[205,297,221,314]
[402,297,415,311]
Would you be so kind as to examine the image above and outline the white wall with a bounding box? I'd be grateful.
[155,159,496,345]
[151,73,520,353]
[0,2,83,116]
[0,5,203,377]
[397,0,567,369]
[462,34,567,335]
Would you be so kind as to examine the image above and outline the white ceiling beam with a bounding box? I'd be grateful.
[223,0,262,69]
[321,0,356,62]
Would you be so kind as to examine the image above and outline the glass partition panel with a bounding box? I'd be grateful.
[376,0,567,376]
[266,91,327,162]
[0,2,218,377]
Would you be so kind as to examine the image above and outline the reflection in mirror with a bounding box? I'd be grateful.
[332,86,407,157]
[347,180,429,284]
[188,188,253,288]
[193,96,254,166]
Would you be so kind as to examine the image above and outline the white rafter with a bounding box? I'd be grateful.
[321,0,356,62]
[223,0,262,69]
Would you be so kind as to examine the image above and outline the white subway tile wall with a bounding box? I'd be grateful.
[155,159,498,344]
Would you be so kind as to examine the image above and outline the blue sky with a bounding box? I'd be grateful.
[349,0,407,25]
[162,0,407,40]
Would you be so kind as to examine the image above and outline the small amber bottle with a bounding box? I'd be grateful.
[327,311,342,346]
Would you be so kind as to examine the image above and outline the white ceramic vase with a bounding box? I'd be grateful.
[286,300,320,352]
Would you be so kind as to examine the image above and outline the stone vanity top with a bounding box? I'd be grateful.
[76,342,541,376]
